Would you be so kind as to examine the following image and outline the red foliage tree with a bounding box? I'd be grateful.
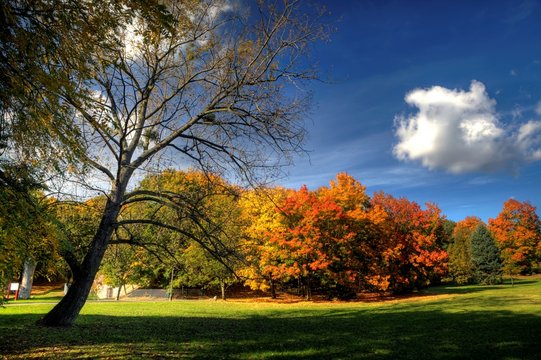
[270,186,351,299]
[370,192,448,293]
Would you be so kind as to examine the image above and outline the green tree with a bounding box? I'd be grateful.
[100,169,244,300]
[0,166,60,301]
[52,197,106,283]
[100,244,137,300]
[177,242,238,300]
[447,216,483,284]
[470,224,502,285]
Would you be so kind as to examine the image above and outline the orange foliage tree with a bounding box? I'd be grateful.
[370,192,448,293]
[488,199,541,275]
[318,173,387,293]
[269,185,351,299]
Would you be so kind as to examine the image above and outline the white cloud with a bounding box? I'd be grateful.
[517,120,541,160]
[394,80,541,174]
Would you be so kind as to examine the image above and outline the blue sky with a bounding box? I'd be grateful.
[280,0,541,222]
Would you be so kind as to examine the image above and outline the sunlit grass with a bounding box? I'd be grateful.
[1,278,540,359]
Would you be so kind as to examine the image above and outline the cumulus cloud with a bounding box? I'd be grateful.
[394,80,541,174]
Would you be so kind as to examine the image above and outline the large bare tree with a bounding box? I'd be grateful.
[38,0,326,326]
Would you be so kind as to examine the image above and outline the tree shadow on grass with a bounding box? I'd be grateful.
[424,279,537,296]
[0,307,539,359]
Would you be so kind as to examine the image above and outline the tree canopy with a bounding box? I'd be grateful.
[489,199,541,275]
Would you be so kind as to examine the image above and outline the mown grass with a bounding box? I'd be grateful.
[1,279,540,359]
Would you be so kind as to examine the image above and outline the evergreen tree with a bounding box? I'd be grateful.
[470,224,502,285]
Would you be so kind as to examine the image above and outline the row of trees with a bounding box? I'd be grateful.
[240,174,450,298]
[448,199,541,285]
[17,170,536,303]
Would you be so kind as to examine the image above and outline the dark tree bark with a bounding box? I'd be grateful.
[40,195,122,326]
[116,282,124,301]
[305,276,312,301]
[269,278,276,299]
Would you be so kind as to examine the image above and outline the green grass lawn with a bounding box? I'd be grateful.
[1,279,540,359]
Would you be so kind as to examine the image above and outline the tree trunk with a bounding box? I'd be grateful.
[40,269,97,326]
[116,282,123,301]
[40,195,122,327]
[269,278,276,299]
[305,276,312,301]
[220,280,226,300]
[18,258,36,299]
[169,268,174,301]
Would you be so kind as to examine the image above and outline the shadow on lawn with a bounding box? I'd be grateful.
[0,306,540,359]
[424,279,538,296]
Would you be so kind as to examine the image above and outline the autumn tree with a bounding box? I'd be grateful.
[35,1,325,326]
[470,224,502,285]
[267,176,381,300]
[241,174,449,299]
[238,187,290,299]
[240,174,385,299]
[268,186,340,299]
[371,192,448,293]
[317,173,385,294]
[318,173,370,215]
[447,216,483,284]
[489,199,541,276]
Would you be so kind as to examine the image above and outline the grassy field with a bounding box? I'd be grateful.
[1,279,540,359]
